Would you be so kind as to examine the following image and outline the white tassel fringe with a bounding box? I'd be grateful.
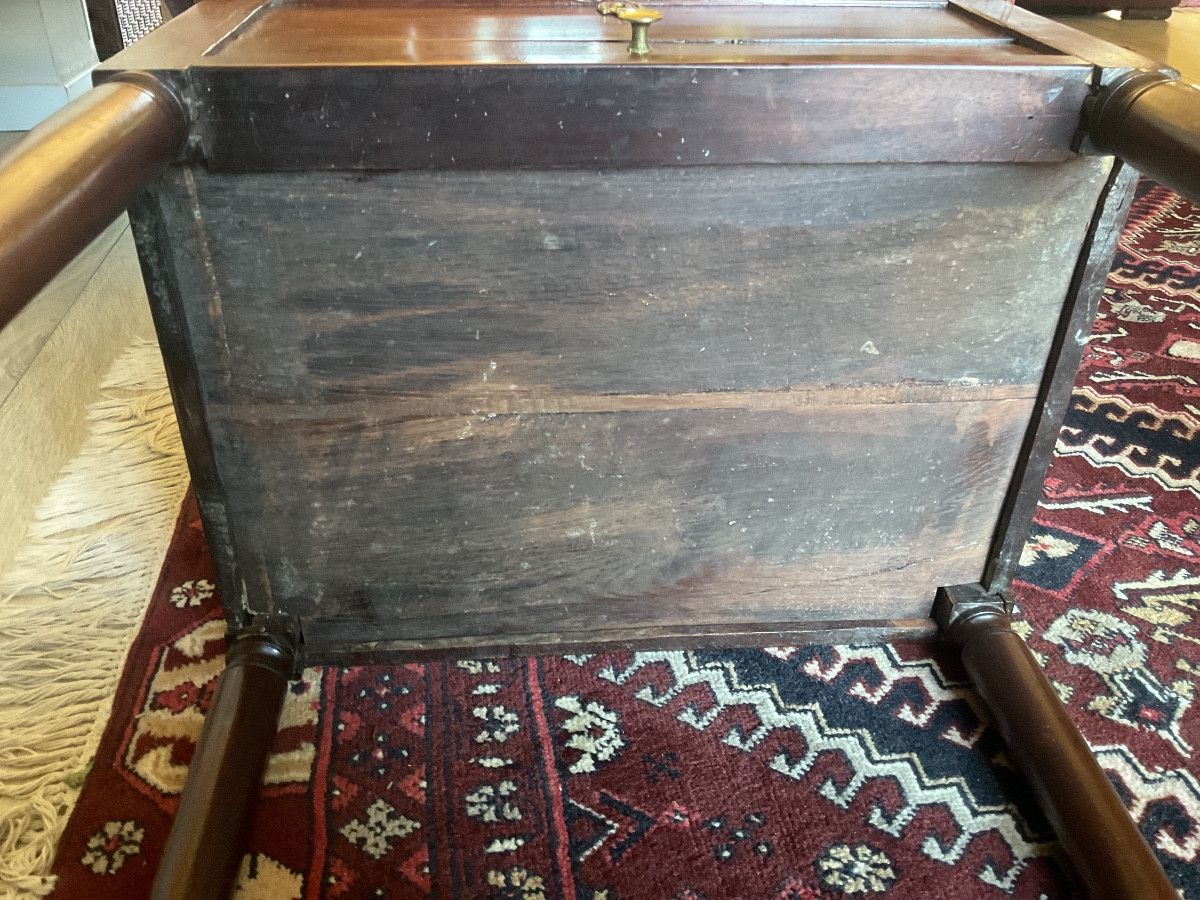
[0,339,187,898]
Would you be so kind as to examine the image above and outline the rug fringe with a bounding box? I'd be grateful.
[0,339,187,899]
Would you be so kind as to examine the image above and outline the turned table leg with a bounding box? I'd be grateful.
[935,584,1174,899]
[151,623,296,900]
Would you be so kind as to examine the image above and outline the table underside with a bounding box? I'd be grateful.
[133,157,1114,659]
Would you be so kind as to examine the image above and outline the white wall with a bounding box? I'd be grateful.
[0,0,98,130]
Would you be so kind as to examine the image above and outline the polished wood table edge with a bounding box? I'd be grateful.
[94,0,1147,74]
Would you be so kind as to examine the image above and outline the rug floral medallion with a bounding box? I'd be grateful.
[50,182,1200,899]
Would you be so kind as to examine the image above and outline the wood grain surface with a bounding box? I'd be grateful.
[984,160,1137,592]
[213,400,1033,631]
[170,162,1107,402]
[134,159,1110,653]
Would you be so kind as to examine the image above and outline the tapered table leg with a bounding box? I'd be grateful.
[151,626,295,900]
[935,584,1174,900]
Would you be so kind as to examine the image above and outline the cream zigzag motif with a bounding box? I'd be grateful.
[1110,568,1200,646]
[1094,745,1200,863]
[1069,386,1200,439]
[799,646,988,749]
[1105,270,1200,299]
[1057,398,1200,497]
[1112,567,1200,603]
[596,651,1054,891]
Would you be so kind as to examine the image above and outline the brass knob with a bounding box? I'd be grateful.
[597,2,662,56]
[618,6,661,56]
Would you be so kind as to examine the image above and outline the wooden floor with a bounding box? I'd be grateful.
[1054,9,1200,83]
[0,9,1197,574]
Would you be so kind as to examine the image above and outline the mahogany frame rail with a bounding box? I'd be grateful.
[0,75,186,331]
[1,6,1199,899]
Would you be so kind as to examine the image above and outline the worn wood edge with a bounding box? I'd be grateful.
[94,0,268,74]
[983,160,1139,593]
[296,617,939,664]
[948,0,1171,82]
[127,185,254,625]
[212,384,1039,425]
[191,47,1085,69]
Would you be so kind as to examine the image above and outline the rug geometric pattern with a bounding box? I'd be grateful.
[49,180,1200,898]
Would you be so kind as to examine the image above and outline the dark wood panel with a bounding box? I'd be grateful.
[984,160,1138,591]
[192,63,1091,170]
[209,399,1033,634]
[127,185,256,624]
[142,159,1112,651]
[171,162,1107,408]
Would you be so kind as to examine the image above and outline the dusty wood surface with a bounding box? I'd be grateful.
[171,163,1107,401]
[216,400,1033,627]
[129,189,252,624]
[135,160,1110,654]
[984,160,1139,592]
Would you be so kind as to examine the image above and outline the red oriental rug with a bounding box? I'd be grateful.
[49,181,1200,899]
